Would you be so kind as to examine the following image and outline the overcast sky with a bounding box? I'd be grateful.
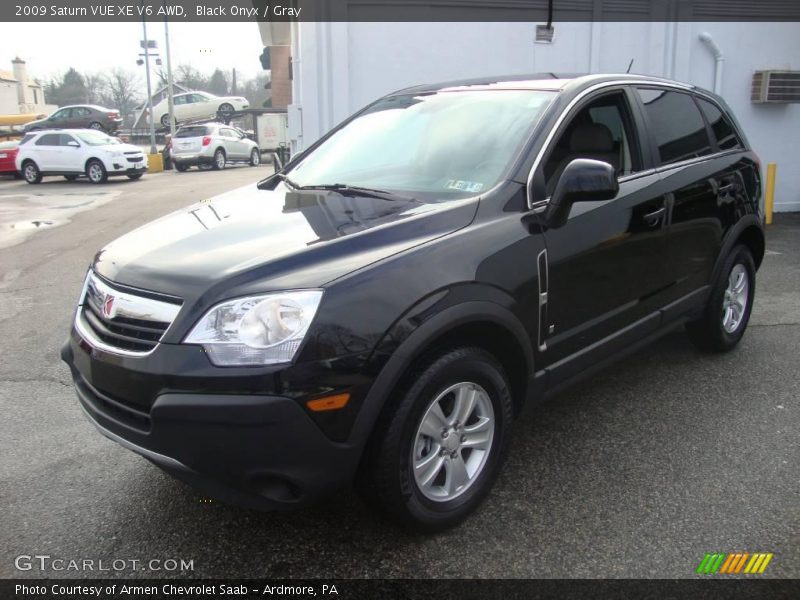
[1,22,265,84]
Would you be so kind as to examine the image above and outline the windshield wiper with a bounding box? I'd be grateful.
[296,183,414,202]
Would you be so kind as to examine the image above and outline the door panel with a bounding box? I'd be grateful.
[60,134,85,171]
[539,172,668,366]
[660,152,757,302]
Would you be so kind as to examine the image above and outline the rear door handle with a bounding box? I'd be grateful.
[644,207,666,225]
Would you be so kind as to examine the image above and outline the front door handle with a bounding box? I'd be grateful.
[644,207,666,226]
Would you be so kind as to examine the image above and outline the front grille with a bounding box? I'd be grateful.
[124,151,141,155]
[81,302,168,352]
[76,272,181,355]
[127,156,143,163]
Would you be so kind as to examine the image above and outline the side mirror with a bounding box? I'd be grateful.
[543,158,618,228]
[66,141,80,148]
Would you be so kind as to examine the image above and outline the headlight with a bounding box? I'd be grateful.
[184,290,323,366]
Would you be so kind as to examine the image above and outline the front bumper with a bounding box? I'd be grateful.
[61,331,364,509]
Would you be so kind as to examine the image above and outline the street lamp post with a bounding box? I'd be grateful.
[140,11,157,155]
[163,13,176,144]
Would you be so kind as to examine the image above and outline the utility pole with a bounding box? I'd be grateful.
[141,7,157,155]
[163,6,176,146]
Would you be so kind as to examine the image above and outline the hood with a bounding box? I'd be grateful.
[101,143,142,153]
[93,184,478,305]
[25,117,48,130]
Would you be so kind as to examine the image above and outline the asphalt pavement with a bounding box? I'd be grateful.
[1,169,797,579]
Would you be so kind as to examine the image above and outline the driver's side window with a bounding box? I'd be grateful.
[543,91,641,196]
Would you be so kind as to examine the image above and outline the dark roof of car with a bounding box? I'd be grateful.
[390,73,697,96]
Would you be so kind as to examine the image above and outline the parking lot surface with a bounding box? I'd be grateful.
[1,168,797,579]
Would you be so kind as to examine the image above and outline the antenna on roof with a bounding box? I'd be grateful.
[626,59,635,74]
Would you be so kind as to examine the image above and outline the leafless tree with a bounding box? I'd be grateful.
[101,68,141,127]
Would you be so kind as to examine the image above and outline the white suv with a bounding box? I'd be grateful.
[16,129,148,184]
[170,124,261,171]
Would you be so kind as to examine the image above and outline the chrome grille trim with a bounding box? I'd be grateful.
[75,272,182,357]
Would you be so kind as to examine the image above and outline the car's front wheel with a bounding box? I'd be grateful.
[357,347,513,531]
[86,159,108,184]
[22,160,42,184]
[175,163,189,172]
[249,148,260,167]
[686,244,755,352]
[218,103,234,118]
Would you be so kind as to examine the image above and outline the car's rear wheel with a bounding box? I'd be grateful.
[22,161,42,184]
[127,173,143,180]
[249,149,260,167]
[86,159,108,184]
[160,114,172,128]
[686,244,755,352]
[175,163,189,172]
[212,149,226,170]
[357,347,513,531]
[88,122,105,131]
[64,174,79,181]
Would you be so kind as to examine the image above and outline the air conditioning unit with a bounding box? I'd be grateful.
[751,70,800,103]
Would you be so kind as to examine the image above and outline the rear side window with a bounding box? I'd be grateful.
[35,134,61,146]
[637,89,713,165]
[175,126,210,138]
[696,97,743,151]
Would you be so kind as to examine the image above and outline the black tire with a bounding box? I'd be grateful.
[127,173,143,180]
[88,122,105,132]
[160,114,172,128]
[249,148,261,167]
[686,244,756,353]
[212,148,226,170]
[64,174,79,181]
[357,347,513,532]
[22,160,42,184]
[219,103,234,117]
[85,159,108,184]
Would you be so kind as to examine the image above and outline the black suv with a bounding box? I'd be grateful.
[62,74,763,530]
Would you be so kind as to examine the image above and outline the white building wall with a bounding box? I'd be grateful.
[292,22,800,211]
[0,82,18,115]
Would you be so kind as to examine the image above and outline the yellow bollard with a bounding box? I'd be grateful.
[765,163,776,225]
[147,153,164,173]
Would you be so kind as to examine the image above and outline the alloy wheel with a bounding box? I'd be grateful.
[722,263,749,333]
[88,163,104,183]
[24,164,38,182]
[411,382,495,502]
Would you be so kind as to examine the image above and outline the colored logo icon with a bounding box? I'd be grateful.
[697,553,773,574]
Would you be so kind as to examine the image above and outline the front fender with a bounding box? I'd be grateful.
[347,287,534,451]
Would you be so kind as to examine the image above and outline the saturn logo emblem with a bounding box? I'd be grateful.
[102,294,116,319]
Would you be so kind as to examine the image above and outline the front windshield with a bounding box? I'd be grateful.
[77,131,121,146]
[286,89,555,199]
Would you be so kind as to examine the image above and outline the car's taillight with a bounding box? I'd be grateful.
[108,111,119,118]
[202,136,211,146]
